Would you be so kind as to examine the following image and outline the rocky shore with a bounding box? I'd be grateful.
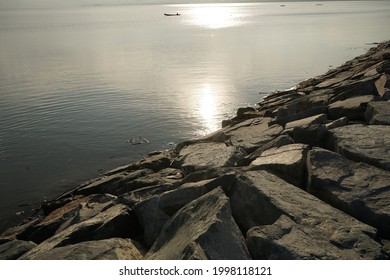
[1,41,390,260]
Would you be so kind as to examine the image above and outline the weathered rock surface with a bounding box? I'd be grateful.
[375,73,390,99]
[284,113,328,131]
[19,204,139,259]
[133,174,235,247]
[307,147,390,238]
[0,240,37,260]
[231,171,383,259]
[328,124,390,170]
[21,238,144,260]
[325,116,348,130]
[178,142,245,172]
[135,173,237,248]
[2,40,390,260]
[146,188,251,260]
[291,124,328,147]
[250,144,309,186]
[328,95,376,120]
[237,134,295,166]
[221,117,283,152]
[365,101,390,125]
[69,169,154,197]
[25,194,117,244]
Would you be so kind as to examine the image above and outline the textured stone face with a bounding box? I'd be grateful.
[284,113,328,131]
[250,144,309,186]
[19,204,138,259]
[328,95,376,120]
[375,74,390,98]
[328,124,390,171]
[365,101,390,125]
[19,238,144,260]
[179,142,245,171]
[230,171,383,259]
[0,240,37,260]
[27,194,117,244]
[132,174,236,248]
[224,117,283,152]
[307,147,390,238]
[146,188,251,260]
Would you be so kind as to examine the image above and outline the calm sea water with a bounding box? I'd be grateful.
[0,1,389,230]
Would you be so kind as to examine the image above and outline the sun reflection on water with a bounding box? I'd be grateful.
[184,4,244,29]
[198,83,220,135]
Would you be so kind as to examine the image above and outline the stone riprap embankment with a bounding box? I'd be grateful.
[1,41,390,260]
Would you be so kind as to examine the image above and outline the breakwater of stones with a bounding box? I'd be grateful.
[1,41,390,260]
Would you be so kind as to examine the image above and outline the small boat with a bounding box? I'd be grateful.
[164,13,181,16]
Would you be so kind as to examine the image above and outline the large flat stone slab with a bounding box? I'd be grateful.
[284,113,327,130]
[307,147,390,238]
[146,188,251,260]
[250,144,309,186]
[223,118,283,152]
[178,142,245,172]
[328,124,390,170]
[71,169,154,196]
[229,171,383,259]
[328,95,376,120]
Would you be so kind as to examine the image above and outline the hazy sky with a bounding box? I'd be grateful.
[0,0,243,9]
[0,0,362,10]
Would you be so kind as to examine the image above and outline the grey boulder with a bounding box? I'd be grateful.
[146,188,251,260]
[229,171,383,259]
[307,147,390,238]
[328,124,390,170]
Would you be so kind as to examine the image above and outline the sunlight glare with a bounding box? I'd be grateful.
[199,84,219,134]
[187,5,242,29]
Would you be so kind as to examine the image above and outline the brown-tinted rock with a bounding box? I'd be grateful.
[20,238,144,260]
[375,74,390,98]
[365,101,390,125]
[271,106,328,127]
[19,204,139,259]
[328,95,376,121]
[0,240,36,260]
[70,169,154,197]
[329,77,378,102]
[284,113,327,131]
[27,194,117,244]
[292,124,328,148]
[325,116,348,130]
